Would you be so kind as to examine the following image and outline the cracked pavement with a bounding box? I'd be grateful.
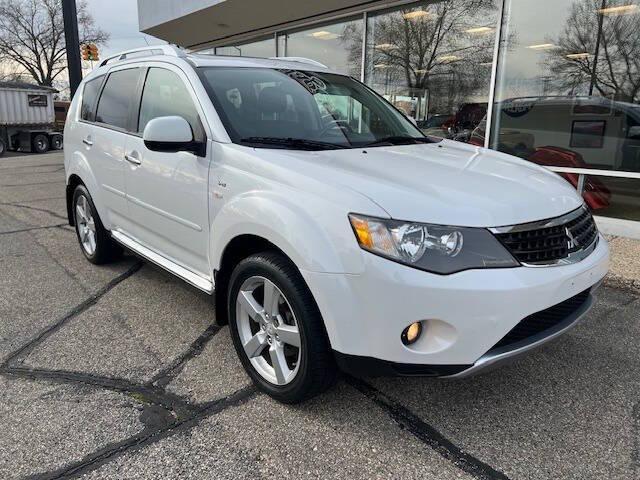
[0,151,639,479]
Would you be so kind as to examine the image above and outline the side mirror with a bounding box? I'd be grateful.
[143,116,205,156]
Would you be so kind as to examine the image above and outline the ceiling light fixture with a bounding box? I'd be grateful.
[566,52,591,59]
[438,55,461,62]
[403,10,430,20]
[465,26,494,34]
[309,30,340,40]
[527,43,557,50]
[598,4,639,15]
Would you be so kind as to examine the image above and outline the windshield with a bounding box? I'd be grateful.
[198,67,427,150]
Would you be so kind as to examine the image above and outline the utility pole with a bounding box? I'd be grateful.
[62,0,82,98]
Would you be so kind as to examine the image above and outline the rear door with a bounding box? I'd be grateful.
[66,75,104,209]
[121,64,211,278]
[90,66,143,228]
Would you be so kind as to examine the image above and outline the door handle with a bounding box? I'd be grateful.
[82,138,93,146]
[124,154,141,166]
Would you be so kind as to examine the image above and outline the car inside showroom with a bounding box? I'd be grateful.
[139,0,640,236]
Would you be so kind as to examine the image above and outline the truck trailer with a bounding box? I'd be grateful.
[0,81,64,157]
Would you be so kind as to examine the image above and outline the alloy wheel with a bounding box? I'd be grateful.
[235,276,302,385]
[75,195,97,256]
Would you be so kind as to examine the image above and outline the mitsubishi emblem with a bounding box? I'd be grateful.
[565,227,579,250]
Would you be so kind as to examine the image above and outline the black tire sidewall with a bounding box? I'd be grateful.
[52,135,63,150]
[32,134,50,154]
[72,185,117,264]
[73,186,98,262]
[227,254,321,402]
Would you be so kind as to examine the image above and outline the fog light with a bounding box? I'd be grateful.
[401,322,423,345]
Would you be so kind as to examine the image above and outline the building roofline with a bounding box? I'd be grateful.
[0,81,58,93]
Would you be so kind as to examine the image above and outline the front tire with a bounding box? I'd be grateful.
[227,252,336,403]
[72,185,121,264]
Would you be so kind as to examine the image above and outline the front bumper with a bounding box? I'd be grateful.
[301,234,609,374]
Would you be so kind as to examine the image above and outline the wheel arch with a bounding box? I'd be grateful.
[214,233,337,363]
[65,151,107,229]
[66,174,84,226]
[213,234,289,326]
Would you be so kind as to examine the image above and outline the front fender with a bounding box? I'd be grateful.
[210,191,368,274]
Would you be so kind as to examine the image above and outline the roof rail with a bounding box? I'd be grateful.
[269,56,328,69]
[99,45,187,67]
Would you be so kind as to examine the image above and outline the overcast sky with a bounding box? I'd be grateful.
[84,0,165,60]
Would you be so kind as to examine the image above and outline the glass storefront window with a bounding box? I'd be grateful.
[278,18,363,77]
[364,1,499,142]
[215,37,275,57]
[583,175,640,221]
[491,0,640,175]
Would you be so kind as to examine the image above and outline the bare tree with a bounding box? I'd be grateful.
[370,2,494,86]
[0,0,108,86]
[0,56,30,82]
[546,0,640,102]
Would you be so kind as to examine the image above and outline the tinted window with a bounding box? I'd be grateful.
[138,68,203,140]
[80,76,103,121]
[95,69,140,129]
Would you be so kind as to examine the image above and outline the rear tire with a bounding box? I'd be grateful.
[51,134,63,150]
[72,184,121,264]
[0,138,5,157]
[32,133,50,154]
[227,252,336,403]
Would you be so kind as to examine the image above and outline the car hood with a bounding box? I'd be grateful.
[264,140,584,227]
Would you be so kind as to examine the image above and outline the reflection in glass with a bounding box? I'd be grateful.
[585,176,640,221]
[491,0,640,173]
[363,0,498,143]
[279,18,363,76]
[198,67,424,148]
[215,37,275,57]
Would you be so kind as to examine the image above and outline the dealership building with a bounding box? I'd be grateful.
[138,0,640,237]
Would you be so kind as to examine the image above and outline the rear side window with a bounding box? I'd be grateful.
[95,68,140,130]
[138,68,204,140]
[80,76,103,121]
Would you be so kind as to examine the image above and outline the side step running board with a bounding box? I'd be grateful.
[111,230,214,293]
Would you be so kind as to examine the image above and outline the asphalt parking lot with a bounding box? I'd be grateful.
[0,151,639,479]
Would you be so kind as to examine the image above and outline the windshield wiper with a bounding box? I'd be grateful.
[361,136,436,147]
[240,137,346,151]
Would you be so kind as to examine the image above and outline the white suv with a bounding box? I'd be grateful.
[64,46,609,403]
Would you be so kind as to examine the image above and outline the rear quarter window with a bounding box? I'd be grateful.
[80,76,104,121]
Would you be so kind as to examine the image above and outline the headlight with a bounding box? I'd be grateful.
[349,214,518,274]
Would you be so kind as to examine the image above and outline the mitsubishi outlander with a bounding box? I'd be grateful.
[64,46,609,403]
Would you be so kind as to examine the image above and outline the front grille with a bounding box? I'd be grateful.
[489,289,591,352]
[496,208,598,265]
